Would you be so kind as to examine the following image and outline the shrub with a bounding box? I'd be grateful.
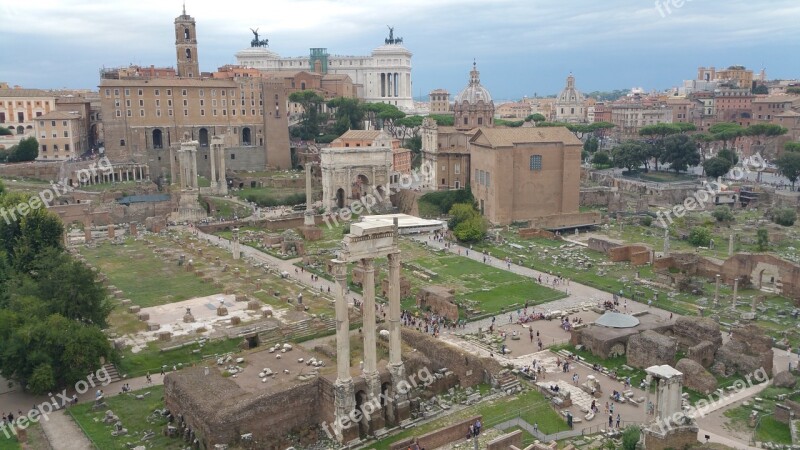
[756,228,769,251]
[592,151,611,166]
[639,216,652,227]
[688,226,711,247]
[771,208,797,226]
[453,216,487,243]
[621,426,641,450]
[711,206,734,222]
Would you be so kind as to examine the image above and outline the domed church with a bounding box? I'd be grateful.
[454,62,495,130]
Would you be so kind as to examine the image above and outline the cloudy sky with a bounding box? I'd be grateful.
[2,0,799,100]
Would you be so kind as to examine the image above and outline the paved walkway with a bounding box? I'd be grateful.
[193,228,364,306]
[39,410,94,450]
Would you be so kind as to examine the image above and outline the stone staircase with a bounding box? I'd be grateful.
[101,363,123,384]
[496,371,521,393]
[259,317,337,348]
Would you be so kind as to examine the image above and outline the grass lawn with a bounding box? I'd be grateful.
[0,436,20,450]
[550,344,648,388]
[411,254,566,317]
[724,407,791,445]
[116,337,243,378]
[371,389,568,450]
[623,170,697,183]
[68,385,185,450]
[79,238,219,307]
[203,198,251,220]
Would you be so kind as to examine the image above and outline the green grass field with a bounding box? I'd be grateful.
[116,338,243,378]
[371,389,568,450]
[68,386,185,450]
[80,239,219,307]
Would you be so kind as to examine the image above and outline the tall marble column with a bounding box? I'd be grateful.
[209,143,217,191]
[732,277,739,311]
[714,274,721,307]
[304,163,315,226]
[361,258,379,394]
[387,250,410,423]
[332,260,356,442]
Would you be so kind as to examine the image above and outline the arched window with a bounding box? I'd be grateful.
[199,128,209,147]
[152,129,163,149]
[241,127,251,146]
[300,82,306,90]
[185,48,192,60]
[184,27,190,40]
[16,126,24,134]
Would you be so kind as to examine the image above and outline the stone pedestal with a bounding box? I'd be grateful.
[216,306,228,316]
[301,224,323,241]
[130,223,137,237]
[333,378,360,443]
[84,228,92,243]
[108,226,115,239]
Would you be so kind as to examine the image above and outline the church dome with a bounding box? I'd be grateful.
[455,62,492,105]
[557,73,584,104]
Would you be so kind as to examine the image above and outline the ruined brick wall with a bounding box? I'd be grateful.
[389,415,482,450]
[672,317,722,350]
[0,161,61,180]
[644,426,699,450]
[774,403,792,424]
[518,228,558,240]
[714,323,774,377]
[527,211,601,229]
[164,368,323,449]
[588,237,621,254]
[608,245,652,265]
[401,329,504,387]
[687,341,717,368]
[416,287,459,322]
[626,330,677,369]
[381,276,411,298]
[196,215,307,233]
[487,429,523,450]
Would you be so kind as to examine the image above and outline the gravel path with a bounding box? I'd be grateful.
[39,410,94,450]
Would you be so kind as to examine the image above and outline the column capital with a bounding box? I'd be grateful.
[360,258,375,272]
[331,259,347,280]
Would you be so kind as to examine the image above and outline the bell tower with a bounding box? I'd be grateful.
[175,5,200,78]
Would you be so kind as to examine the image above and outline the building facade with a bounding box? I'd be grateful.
[429,89,451,115]
[235,30,413,111]
[470,127,595,227]
[453,62,494,131]
[34,111,89,161]
[554,74,586,123]
[98,9,292,179]
[0,88,57,135]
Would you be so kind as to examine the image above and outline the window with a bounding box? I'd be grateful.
[42,145,47,152]
[155,89,160,96]
[62,120,67,126]
[105,89,111,97]
[140,110,145,117]
[114,89,119,96]
[156,99,160,107]
[168,110,173,116]
[65,144,70,151]
[39,120,44,126]
[126,99,131,107]
[454,163,460,175]
[168,100,173,107]
[230,154,235,160]
[138,89,143,96]
[166,89,172,96]
[485,172,490,187]
[182,89,187,96]
[529,155,542,171]
[183,99,188,107]
[116,110,121,117]
[477,117,483,125]
[51,121,56,126]
[127,110,132,117]
[120,139,125,146]
[64,131,68,137]
[183,109,188,116]
[125,89,130,96]
[199,99,204,106]
[199,89,204,97]
[139,99,144,107]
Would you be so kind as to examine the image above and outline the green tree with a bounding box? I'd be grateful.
[327,97,365,135]
[448,203,479,229]
[639,123,681,171]
[712,205,734,222]
[288,90,325,140]
[621,426,640,450]
[771,208,797,226]
[592,151,610,167]
[788,87,800,95]
[583,136,599,154]
[775,151,800,189]
[612,141,648,172]
[8,137,38,162]
[6,208,64,273]
[429,114,454,126]
[453,216,488,243]
[756,228,769,251]
[752,84,769,95]
[717,148,739,165]
[0,127,11,136]
[26,363,56,394]
[526,113,546,123]
[688,227,712,247]
[708,122,745,150]
[661,134,700,173]
[784,141,800,153]
[703,157,733,178]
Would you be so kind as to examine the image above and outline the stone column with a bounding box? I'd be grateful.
[387,250,409,423]
[332,260,357,443]
[304,163,315,226]
[728,234,734,256]
[663,229,670,257]
[232,228,240,260]
[714,274,721,307]
[732,277,739,311]
[191,148,198,189]
[360,257,383,433]
[209,143,217,191]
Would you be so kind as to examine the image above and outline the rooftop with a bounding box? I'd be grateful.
[36,110,84,120]
[471,126,581,147]
[594,311,641,328]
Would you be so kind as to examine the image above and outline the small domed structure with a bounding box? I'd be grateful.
[594,311,640,328]
[454,62,494,130]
